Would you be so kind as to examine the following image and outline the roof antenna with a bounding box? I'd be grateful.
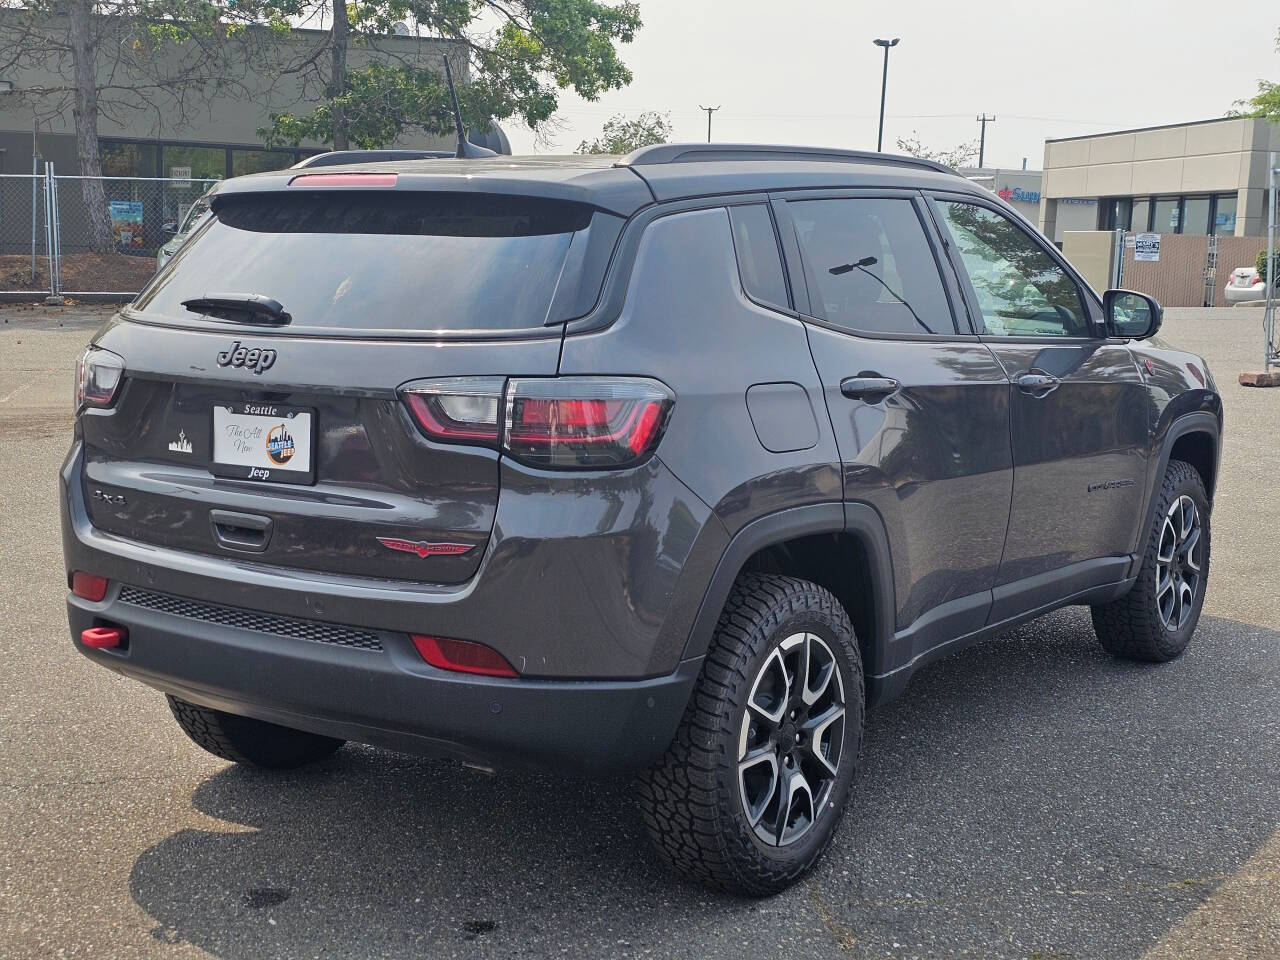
[443,57,496,159]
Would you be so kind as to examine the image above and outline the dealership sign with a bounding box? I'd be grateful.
[997,186,1041,204]
[1134,233,1161,262]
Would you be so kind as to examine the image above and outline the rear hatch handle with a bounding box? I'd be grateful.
[210,510,274,553]
[181,293,292,325]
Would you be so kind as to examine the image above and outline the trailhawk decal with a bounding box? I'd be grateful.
[376,537,475,559]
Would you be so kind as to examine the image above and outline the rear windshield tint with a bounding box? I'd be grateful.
[134,193,596,334]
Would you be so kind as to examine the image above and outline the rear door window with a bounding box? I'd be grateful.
[787,197,956,336]
[134,192,601,335]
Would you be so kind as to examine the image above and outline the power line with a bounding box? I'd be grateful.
[698,104,721,143]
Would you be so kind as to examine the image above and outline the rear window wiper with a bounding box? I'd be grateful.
[181,293,292,325]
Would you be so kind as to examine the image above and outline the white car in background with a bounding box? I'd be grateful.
[156,190,214,272]
[1224,266,1267,305]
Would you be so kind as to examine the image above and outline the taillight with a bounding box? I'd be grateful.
[401,377,504,446]
[504,377,673,469]
[411,634,518,678]
[74,347,124,411]
[399,375,674,470]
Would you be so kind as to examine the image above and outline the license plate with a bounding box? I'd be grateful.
[211,402,315,485]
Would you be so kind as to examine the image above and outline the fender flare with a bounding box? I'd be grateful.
[1134,411,1220,568]
[680,502,896,682]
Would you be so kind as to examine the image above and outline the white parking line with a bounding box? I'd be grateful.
[0,383,31,404]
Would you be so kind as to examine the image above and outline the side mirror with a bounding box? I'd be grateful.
[1104,289,1162,340]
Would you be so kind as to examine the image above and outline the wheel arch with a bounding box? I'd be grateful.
[680,502,897,704]
[1135,412,1220,571]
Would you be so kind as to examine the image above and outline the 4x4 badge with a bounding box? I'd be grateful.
[376,537,474,558]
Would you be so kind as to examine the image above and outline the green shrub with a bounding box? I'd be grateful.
[1256,248,1280,283]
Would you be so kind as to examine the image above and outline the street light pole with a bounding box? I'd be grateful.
[873,38,899,152]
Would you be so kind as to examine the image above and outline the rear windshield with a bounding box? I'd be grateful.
[134,192,595,334]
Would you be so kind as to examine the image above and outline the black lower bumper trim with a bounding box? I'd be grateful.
[68,592,700,776]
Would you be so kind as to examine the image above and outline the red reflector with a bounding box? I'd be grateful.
[411,635,518,678]
[81,626,125,649]
[288,173,398,188]
[72,572,108,602]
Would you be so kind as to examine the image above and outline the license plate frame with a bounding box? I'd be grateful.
[210,402,316,485]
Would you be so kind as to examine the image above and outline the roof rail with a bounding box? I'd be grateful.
[617,143,954,175]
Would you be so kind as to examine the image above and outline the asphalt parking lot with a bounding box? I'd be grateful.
[1,305,1277,960]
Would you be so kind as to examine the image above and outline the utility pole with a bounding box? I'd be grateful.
[699,105,720,143]
[976,113,996,168]
[873,38,900,152]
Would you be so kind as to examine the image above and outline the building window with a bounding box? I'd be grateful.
[161,144,227,181]
[1100,198,1131,231]
[1212,194,1238,235]
[232,149,297,177]
[100,142,158,178]
[1130,199,1151,232]
[1182,196,1211,236]
[1152,197,1181,234]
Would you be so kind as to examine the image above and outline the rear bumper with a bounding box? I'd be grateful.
[62,439,721,680]
[67,587,699,775]
[1224,285,1265,304]
[61,439,709,774]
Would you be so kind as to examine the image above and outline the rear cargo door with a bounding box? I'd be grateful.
[80,187,605,584]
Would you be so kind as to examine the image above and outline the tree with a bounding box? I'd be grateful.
[575,110,670,154]
[0,1,247,252]
[257,0,642,151]
[896,131,979,168]
[1237,30,1280,122]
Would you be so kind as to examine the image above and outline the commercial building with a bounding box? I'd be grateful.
[0,18,458,182]
[1039,116,1280,241]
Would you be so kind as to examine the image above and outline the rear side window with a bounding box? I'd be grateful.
[728,204,789,310]
[788,197,955,336]
[135,193,600,335]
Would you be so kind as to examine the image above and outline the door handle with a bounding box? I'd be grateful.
[210,509,273,553]
[840,376,900,402]
[1016,373,1060,396]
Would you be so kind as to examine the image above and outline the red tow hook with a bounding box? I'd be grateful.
[81,626,126,649]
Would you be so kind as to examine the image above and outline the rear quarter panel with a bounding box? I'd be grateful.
[558,205,842,532]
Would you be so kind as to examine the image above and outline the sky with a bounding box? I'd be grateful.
[504,0,1280,167]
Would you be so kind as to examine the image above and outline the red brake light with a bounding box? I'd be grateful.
[411,634,518,678]
[74,347,124,411]
[71,572,109,601]
[503,377,673,469]
[288,173,398,188]
[400,377,504,445]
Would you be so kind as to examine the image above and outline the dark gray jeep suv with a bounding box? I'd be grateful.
[62,144,1222,895]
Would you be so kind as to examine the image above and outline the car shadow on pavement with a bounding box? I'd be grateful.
[129,607,1280,960]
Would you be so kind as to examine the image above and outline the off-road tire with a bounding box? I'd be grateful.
[1091,459,1210,662]
[638,573,865,896]
[166,695,344,769]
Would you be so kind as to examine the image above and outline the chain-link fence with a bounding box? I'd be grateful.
[0,167,218,298]
[0,172,54,295]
